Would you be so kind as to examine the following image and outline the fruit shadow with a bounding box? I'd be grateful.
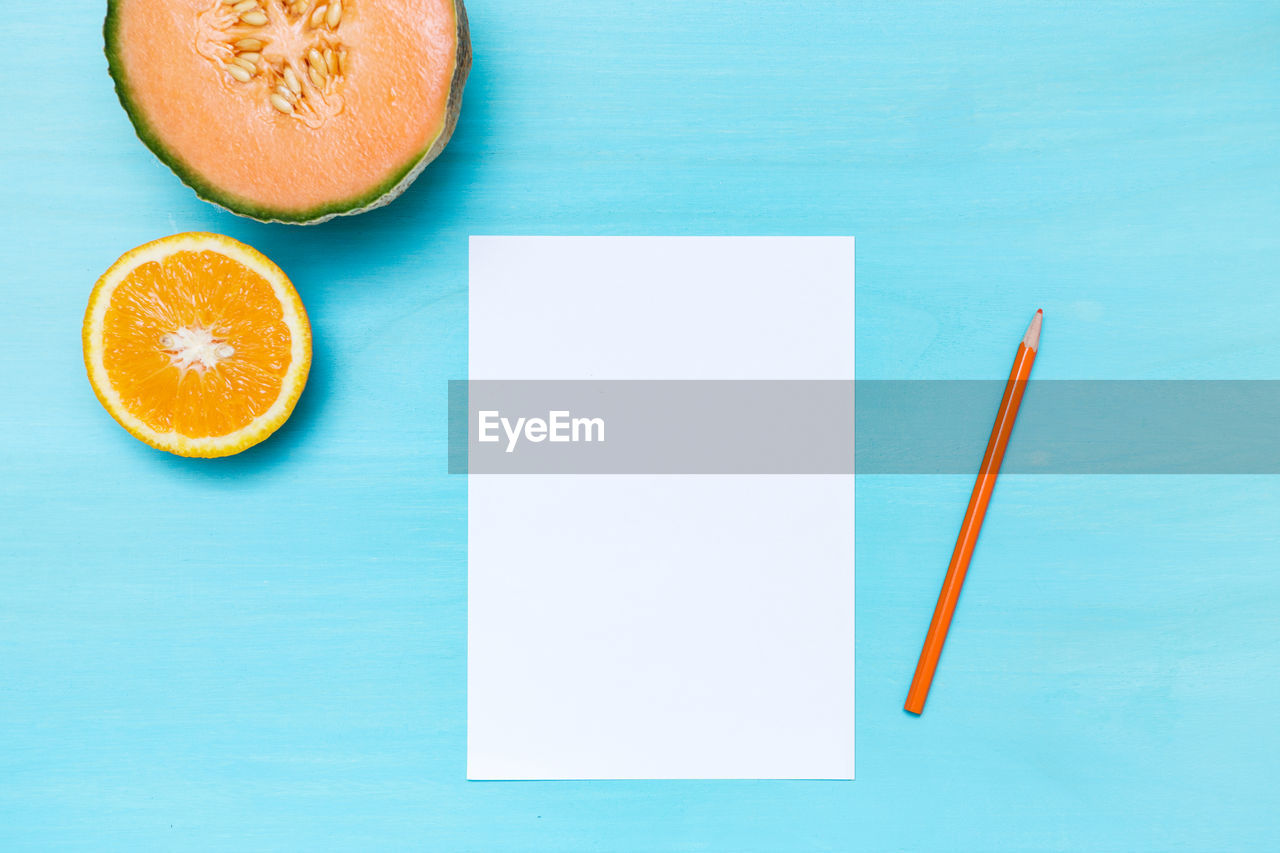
[148,335,332,479]
[146,79,491,477]
[213,79,492,290]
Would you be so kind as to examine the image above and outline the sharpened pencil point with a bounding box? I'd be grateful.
[1023,309,1043,351]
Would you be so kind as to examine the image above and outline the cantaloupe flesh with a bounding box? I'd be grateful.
[112,0,459,219]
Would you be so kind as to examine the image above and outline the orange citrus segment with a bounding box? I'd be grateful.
[83,233,311,457]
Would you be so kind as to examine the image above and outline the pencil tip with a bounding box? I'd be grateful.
[1023,310,1043,350]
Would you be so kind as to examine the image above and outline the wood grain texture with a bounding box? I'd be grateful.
[1,0,1278,849]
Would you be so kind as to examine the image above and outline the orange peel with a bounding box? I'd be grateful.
[83,232,311,457]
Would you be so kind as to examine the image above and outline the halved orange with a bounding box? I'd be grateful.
[83,232,311,457]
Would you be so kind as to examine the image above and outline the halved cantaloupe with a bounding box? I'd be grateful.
[105,0,470,223]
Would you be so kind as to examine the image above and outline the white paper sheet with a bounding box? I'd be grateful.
[467,237,854,780]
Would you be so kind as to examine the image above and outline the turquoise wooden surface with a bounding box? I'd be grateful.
[2,0,1278,849]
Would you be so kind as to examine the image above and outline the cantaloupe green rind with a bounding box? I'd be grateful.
[103,0,471,225]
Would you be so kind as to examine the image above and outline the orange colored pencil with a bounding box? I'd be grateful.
[905,310,1042,715]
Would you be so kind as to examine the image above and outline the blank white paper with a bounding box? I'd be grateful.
[468,236,854,780]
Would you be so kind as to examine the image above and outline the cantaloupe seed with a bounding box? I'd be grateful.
[210,0,351,120]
